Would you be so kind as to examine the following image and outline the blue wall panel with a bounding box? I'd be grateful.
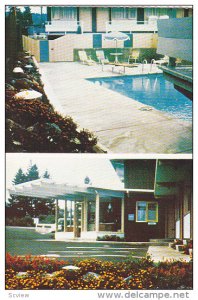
[93,34,102,48]
[40,40,49,62]
[124,34,133,48]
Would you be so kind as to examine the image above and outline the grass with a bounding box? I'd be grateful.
[6,227,148,262]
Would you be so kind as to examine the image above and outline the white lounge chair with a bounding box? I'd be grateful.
[154,55,169,65]
[96,50,109,65]
[78,51,95,65]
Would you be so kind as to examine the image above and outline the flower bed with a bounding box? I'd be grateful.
[5,254,193,290]
[6,52,97,152]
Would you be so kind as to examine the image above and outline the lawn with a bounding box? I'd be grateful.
[6,227,148,262]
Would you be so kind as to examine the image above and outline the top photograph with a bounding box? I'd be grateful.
[5,5,192,154]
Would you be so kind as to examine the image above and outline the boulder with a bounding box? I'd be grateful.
[62,265,80,271]
[11,78,35,90]
[16,272,28,278]
[123,275,133,284]
[82,272,100,281]
[5,83,16,91]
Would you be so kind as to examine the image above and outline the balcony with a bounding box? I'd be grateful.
[106,19,158,33]
[45,20,84,35]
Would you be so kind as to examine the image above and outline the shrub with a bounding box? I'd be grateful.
[6,97,97,152]
[38,215,55,224]
[6,216,34,227]
[97,235,125,242]
[6,53,98,153]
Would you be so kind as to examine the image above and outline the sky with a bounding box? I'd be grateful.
[6,153,124,190]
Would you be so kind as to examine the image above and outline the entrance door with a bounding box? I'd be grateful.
[74,202,82,238]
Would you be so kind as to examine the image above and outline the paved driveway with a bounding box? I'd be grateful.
[6,227,148,262]
[39,62,192,154]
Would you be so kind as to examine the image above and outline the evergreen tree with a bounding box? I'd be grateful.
[7,162,55,220]
[12,168,27,184]
[22,6,33,35]
[26,162,40,181]
[43,170,50,179]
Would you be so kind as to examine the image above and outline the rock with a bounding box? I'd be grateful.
[123,275,133,284]
[5,83,16,91]
[16,272,28,278]
[13,67,24,73]
[62,265,80,270]
[13,72,31,79]
[15,90,43,100]
[27,123,62,135]
[11,78,35,90]
[45,123,62,133]
[83,272,100,281]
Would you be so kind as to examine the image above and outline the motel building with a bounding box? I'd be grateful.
[23,6,192,63]
[8,159,192,242]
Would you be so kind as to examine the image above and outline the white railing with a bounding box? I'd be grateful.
[45,20,84,34]
[105,17,168,33]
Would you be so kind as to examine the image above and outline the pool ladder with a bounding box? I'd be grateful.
[150,59,156,72]
[142,59,147,72]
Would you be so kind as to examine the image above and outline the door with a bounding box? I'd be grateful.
[74,202,82,238]
[40,40,49,62]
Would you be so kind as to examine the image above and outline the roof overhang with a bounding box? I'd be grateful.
[8,179,124,200]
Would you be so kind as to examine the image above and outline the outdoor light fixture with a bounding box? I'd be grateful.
[108,203,112,211]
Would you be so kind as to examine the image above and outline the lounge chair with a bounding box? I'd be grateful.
[128,49,140,64]
[154,55,169,65]
[96,50,109,65]
[78,51,95,65]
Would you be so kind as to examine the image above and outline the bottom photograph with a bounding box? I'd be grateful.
[6,154,193,290]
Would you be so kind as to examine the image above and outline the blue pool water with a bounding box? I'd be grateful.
[87,74,192,122]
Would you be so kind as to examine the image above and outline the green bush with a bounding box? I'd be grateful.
[6,96,97,152]
[38,215,55,224]
[6,52,98,153]
[6,216,35,227]
[97,235,125,242]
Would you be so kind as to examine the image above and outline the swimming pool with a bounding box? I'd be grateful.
[87,74,192,122]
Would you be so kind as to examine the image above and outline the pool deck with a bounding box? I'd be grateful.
[39,62,192,154]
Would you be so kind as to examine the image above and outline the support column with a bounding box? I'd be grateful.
[84,198,88,232]
[55,199,59,232]
[121,198,125,233]
[95,192,100,232]
[73,200,77,238]
[81,203,84,232]
[64,200,67,232]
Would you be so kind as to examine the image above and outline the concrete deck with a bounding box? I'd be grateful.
[39,62,192,153]
[147,246,191,262]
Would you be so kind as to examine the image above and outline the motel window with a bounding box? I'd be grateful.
[136,201,158,222]
[144,8,170,20]
[111,8,137,20]
[52,7,77,20]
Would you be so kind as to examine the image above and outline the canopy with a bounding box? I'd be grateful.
[104,31,130,42]
[103,31,130,54]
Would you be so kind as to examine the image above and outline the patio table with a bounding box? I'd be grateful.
[110,52,123,63]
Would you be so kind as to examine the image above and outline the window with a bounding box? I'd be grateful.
[136,201,158,222]
[145,8,170,19]
[52,7,77,20]
[111,8,137,20]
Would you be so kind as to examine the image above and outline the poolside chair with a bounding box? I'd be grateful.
[78,51,95,65]
[154,55,169,65]
[96,50,109,65]
[128,49,140,64]
[175,58,182,66]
